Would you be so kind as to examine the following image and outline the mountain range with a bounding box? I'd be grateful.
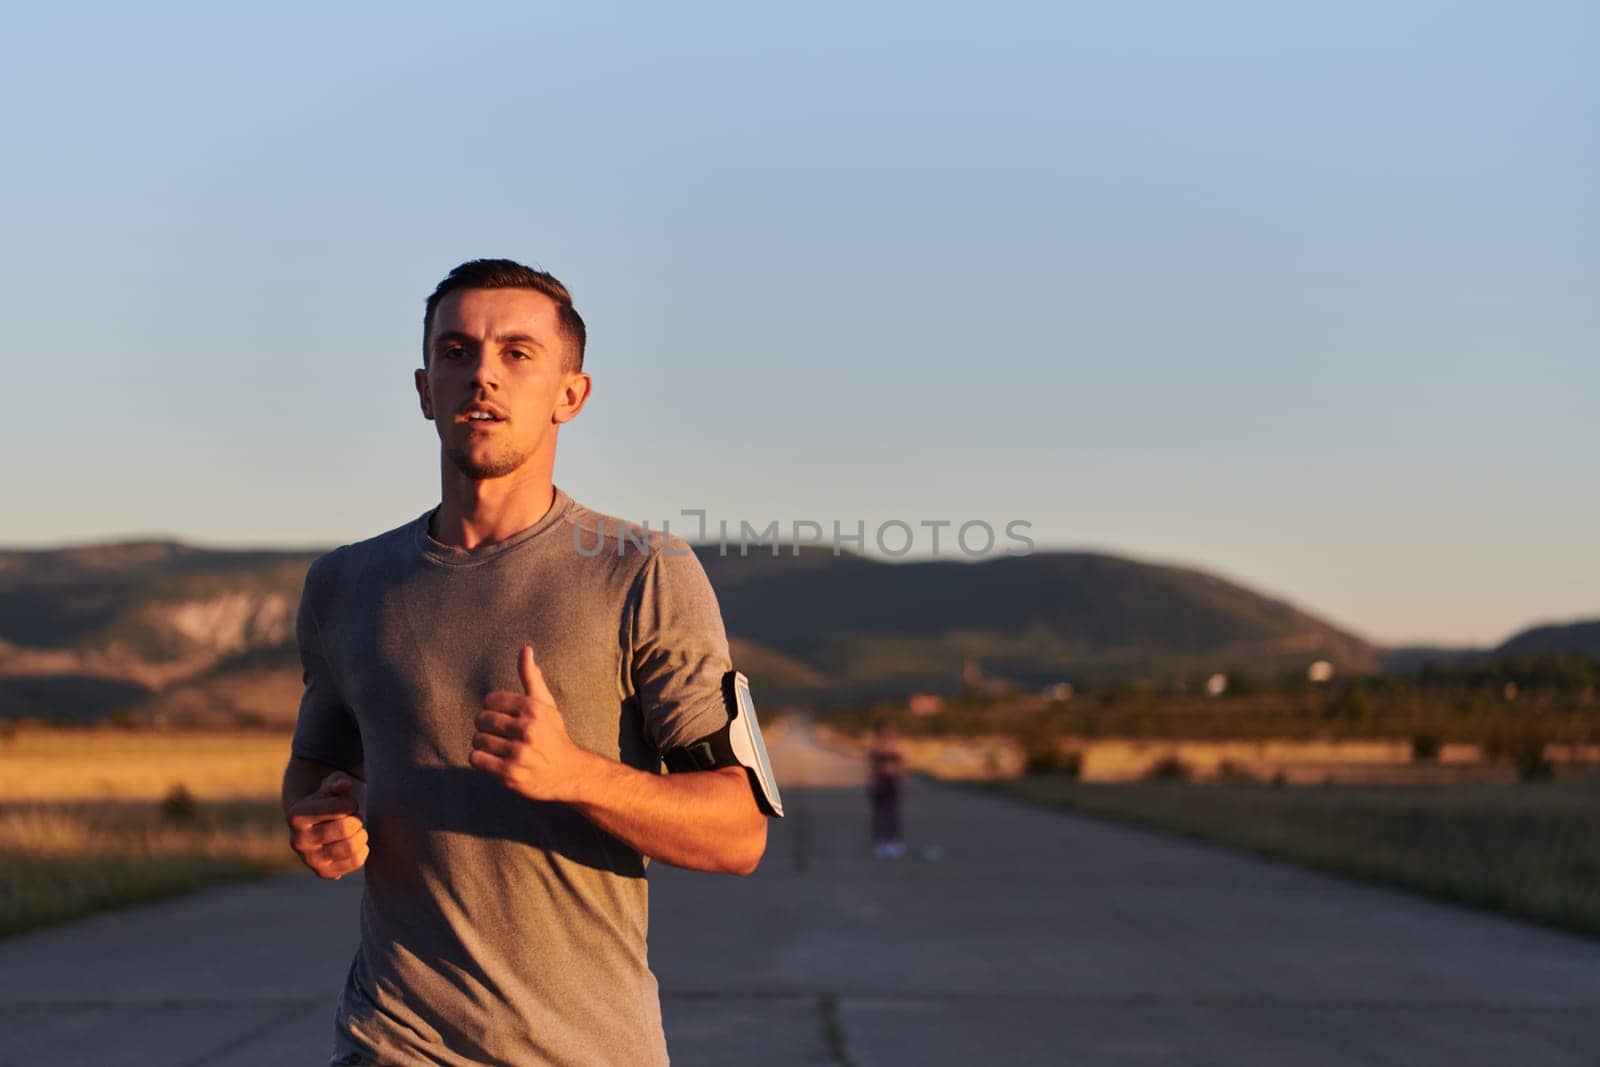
[0,538,1591,725]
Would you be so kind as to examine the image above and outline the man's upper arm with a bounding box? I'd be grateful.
[290,552,364,772]
[630,540,735,757]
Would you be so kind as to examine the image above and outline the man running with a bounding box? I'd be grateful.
[282,259,771,1066]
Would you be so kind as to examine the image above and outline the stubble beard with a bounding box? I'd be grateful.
[446,442,531,481]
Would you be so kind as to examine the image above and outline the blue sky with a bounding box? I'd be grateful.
[1,1,1594,646]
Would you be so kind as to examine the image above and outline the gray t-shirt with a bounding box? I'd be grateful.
[291,486,735,1066]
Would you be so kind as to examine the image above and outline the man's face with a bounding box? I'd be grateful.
[415,287,590,480]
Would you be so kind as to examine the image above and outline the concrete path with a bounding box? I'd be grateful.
[4,719,1600,1065]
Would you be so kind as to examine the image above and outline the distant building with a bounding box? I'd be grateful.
[962,658,983,686]
[1042,682,1074,703]
[1205,673,1228,697]
[907,692,945,717]
[1307,660,1335,683]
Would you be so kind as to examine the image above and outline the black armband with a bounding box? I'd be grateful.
[660,671,784,818]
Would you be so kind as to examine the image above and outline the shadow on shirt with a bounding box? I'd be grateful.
[389,765,647,879]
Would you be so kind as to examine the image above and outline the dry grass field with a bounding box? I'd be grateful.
[0,727,294,801]
[0,727,298,938]
[988,776,1600,937]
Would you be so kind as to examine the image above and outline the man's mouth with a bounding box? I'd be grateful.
[456,405,507,425]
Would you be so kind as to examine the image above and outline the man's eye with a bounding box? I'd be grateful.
[441,347,465,360]
[508,350,531,360]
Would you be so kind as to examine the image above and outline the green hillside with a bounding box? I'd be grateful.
[1496,619,1600,658]
[698,547,1380,697]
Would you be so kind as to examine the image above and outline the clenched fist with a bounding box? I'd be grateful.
[287,771,369,880]
[469,645,594,802]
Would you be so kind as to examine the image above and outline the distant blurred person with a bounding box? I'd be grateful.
[868,718,907,858]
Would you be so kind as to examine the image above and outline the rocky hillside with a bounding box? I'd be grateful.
[0,537,1391,723]
[0,542,317,724]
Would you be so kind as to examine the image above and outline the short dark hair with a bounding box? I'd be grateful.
[422,258,587,371]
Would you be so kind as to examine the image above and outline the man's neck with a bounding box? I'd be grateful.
[430,468,558,552]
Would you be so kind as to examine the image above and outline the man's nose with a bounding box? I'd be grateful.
[468,348,501,388]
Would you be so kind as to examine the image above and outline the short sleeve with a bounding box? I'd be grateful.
[630,539,734,755]
[289,552,364,771]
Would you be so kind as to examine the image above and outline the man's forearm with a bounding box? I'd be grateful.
[565,755,767,875]
[468,649,768,874]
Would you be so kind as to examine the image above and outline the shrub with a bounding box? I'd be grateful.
[161,783,199,825]
[1097,679,1138,708]
[1327,686,1372,721]
[1410,731,1442,762]
[1514,745,1555,782]
[1143,755,1190,783]
[1026,748,1082,778]
[1224,671,1261,697]
[1022,732,1083,777]
[1484,716,1559,782]
[1215,759,1256,784]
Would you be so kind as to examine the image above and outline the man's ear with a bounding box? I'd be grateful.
[415,368,434,420]
[552,372,593,426]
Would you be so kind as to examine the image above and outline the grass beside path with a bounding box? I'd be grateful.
[0,799,299,939]
[982,777,1600,938]
[0,727,303,939]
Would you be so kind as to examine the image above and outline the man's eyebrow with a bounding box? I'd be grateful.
[494,333,547,350]
[429,331,547,351]
[431,331,472,350]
